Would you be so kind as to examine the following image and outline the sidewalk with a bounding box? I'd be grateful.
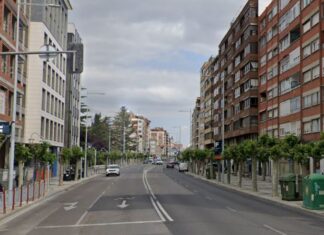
[0,173,100,222]
[186,171,324,217]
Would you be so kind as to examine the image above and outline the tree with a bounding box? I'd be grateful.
[235,142,249,188]
[257,135,272,181]
[59,148,72,186]
[15,144,32,187]
[282,134,300,173]
[109,150,122,164]
[111,106,136,153]
[269,138,284,197]
[242,140,258,192]
[71,146,83,180]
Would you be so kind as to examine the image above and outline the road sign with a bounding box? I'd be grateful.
[39,44,57,61]
[0,122,11,135]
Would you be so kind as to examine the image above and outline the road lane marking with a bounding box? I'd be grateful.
[156,200,174,222]
[36,220,164,229]
[75,190,106,225]
[226,206,237,213]
[263,224,287,235]
[150,197,166,222]
[144,168,174,222]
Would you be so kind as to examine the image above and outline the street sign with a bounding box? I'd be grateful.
[39,44,57,61]
[0,122,11,135]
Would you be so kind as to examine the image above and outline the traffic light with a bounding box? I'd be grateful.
[68,43,84,74]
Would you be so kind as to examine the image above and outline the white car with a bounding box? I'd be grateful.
[106,164,120,176]
[179,162,188,172]
[156,160,163,165]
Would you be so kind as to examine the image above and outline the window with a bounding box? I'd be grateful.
[280,96,300,116]
[280,0,289,10]
[234,71,240,83]
[268,108,278,119]
[260,74,267,85]
[260,111,267,122]
[260,55,267,67]
[268,86,278,99]
[304,118,320,133]
[234,87,240,98]
[268,65,278,80]
[303,65,320,83]
[42,89,46,111]
[279,35,290,52]
[302,0,312,8]
[280,121,300,136]
[303,91,319,108]
[280,73,300,94]
[303,12,319,33]
[303,38,319,58]
[279,2,300,32]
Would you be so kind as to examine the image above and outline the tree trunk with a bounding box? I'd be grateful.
[74,160,82,180]
[59,159,64,186]
[272,160,279,197]
[233,162,238,176]
[262,161,266,181]
[210,159,214,179]
[252,157,258,192]
[217,161,221,182]
[227,159,231,184]
[18,160,24,188]
[238,161,243,188]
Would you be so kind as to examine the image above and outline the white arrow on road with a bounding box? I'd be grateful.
[117,200,129,209]
[64,202,78,211]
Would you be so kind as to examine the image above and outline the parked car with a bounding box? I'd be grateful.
[156,160,163,165]
[63,167,75,181]
[166,160,176,168]
[106,164,120,176]
[179,162,189,172]
[143,159,149,164]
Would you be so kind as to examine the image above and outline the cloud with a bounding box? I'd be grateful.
[69,0,253,145]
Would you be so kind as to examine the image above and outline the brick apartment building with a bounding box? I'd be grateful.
[259,0,324,172]
[191,97,201,149]
[214,0,259,149]
[0,0,29,169]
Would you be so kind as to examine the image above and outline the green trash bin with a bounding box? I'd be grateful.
[303,174,324,210]
[279,173,299,201]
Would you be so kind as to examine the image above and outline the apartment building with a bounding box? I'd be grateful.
[24,0,72,175]
[191,97,201,149]
[215,0,259,149]
[130,114,150,153]
[64,23,82,148]
[0,0,29,169]
[259,0,324,173]
[149,127,169,157]
[200,57,217,149]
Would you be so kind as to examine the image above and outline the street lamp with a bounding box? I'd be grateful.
[7,0,61,199]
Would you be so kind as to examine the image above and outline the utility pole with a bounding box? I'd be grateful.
[84,123,88,177]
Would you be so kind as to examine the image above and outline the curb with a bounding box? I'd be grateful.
[185,172,324,218]
[0,174,101,225]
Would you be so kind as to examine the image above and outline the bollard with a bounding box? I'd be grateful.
[32,182,35,201]
[38,181,41,199]
[20,185,23,207]
[27,182,29,204]
[43,180,46,197]
[12,188,15,210]
[3,188,6,214]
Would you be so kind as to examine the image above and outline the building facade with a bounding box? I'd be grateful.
[215,0,259,150]
[259,0,324,173]
[149,127,169,157]
[24,0,72,175]
[191,97,201,149]
[130,114,150,153]
[64,23,82,148]
[200,57,217,149]
[0,0,29,169]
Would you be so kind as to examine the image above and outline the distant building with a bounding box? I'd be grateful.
[130,114,150,153]
[64,23,83,148]
[191,97,201,149]
[149,127,169,156]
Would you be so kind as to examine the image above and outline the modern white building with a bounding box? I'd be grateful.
[24,0,72,176]
[130,114,150,153]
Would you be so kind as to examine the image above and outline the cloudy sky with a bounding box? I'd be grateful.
[69,0,271,146]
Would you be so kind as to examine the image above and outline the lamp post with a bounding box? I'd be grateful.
[8,0,60,200]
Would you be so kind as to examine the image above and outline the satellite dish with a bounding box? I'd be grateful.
[39,44,57,61]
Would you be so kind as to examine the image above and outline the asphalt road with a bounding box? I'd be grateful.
[0,165,324,235]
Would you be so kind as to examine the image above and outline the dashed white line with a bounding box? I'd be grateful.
[263,224,287,235]
[226,206,238,213]
[76,190,106,225]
